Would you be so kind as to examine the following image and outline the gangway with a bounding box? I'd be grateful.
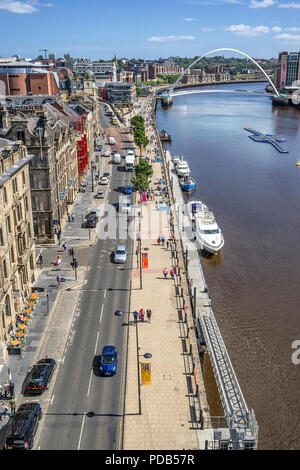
[199,308,258,448]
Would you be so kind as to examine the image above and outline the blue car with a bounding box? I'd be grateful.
[124,185,133,194]
[99,346,118,376]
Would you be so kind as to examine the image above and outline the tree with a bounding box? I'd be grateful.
[131,172,150,193]
[134,159,153,179]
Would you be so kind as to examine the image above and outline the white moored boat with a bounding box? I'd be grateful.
[188,200,224,255]
[176,159,190,177]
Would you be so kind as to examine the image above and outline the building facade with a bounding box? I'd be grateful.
[0,139,36,364]
[105,82,136,103]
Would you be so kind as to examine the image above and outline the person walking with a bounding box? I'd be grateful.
[62,241,67,252]
[139,308,144,321]
[146,309,152,323]
[157,236,161,246]
[141,310,145,322]
[9,398,16,416]
[71,214,75,223]
[56,275,60,287]
[161,235,165,246]
[4,380,10,398]
[9,381,14,399]
[1,402,8,420]
[38,253,43,267]
[133,311,138,325]
[166,240,169,250]
[163,268,168,279]
[170,268,175,280]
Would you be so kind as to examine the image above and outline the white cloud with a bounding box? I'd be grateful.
[0,1,53,13]
[285,26,300,30]
[0,1,38,13]
[274,33,300,39]
[184,17,198,21]
[202,27,215,32]
[148,35,196,42]
[278,2,300,7]
[249,0,276,7]
[272,26,282,32]
[226,24,270,36]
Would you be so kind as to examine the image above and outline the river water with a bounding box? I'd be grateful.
[156,82,300,450]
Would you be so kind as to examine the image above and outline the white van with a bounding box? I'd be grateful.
[108,136,116,145]
[120,196,131,214]
[113,153,121,164]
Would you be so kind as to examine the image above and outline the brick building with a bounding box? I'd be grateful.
[0,62,59,96]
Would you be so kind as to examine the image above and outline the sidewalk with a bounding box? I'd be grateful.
[123,96,208,449]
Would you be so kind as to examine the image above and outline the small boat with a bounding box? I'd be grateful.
[187,200,224,255]
[159,130,172,142]
[180,176,196,192]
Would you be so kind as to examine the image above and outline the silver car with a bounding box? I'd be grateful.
[114,245,127,264]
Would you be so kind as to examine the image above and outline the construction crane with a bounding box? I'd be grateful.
[39,49,48,59]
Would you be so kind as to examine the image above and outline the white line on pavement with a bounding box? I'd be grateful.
[87,370,93,397]
[100,304,104,322]
[77,414,86,450]
[94,330,100,355]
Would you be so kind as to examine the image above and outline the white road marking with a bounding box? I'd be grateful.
[103,289,106,299]
[50,395,54,405]
[77,414,86,450]
[100,304,104,322]
[87,369,93,397]
[94,330,100,354]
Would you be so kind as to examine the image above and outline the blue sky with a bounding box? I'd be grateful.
[1,0,300,59]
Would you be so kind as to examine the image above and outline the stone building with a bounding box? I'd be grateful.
[0,104,79,244]
[0,139,36,363]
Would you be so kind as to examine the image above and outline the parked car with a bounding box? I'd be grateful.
[99,346,118,376]
[4,403,42,450]
[100,176,109,185]
[26,358,56,394]
[83,214,98,228]
[96,190,105,199]
[113,245,127,264]
[124,185,133,194]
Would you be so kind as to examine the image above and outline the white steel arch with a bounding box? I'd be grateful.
[170,48,279,97]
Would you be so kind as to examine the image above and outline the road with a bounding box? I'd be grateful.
[37,105,135,450]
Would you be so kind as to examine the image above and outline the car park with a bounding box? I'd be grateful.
[4,403,42,450]
[26,358,56,394]
[99,346,118,376]
[113,245,127,263]
[124,185,133,194]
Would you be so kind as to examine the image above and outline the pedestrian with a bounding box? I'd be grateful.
[56,275,60,287]
[139,308,144,320]
[57,230,62,246]
[161,235,165,246]
[9,381,14,399]
[38,253,43,267]
[62,241,67,252]
[1,402,8,420]
[9,398,16,416]
[170,268,175,280]
[133,311,138,325]
[68,214,71,222]
[141,310,145,322]
[166,240,169,250]
[71,214,75,223]
[163,268,168,279]
[4,380,9,398]
[157,236,161,246]
[146,309,152,323]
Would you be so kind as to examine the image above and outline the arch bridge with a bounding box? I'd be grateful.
[169,48,279,97]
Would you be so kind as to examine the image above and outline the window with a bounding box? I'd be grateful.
[22,170,26,186]
[0,228,3,245]
[2,259,8,279]
[12,178,18,193]
[3,187,7,203]
[6,216,11,234]
[16,131,25,143]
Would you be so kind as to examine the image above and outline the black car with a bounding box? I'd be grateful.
[26,358,56,394]
[4,403,42,450]
[83,214,98,228]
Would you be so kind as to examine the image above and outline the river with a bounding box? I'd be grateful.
[156,82,300,450]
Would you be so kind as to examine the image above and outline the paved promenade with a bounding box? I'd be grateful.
[123,95,209,450]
